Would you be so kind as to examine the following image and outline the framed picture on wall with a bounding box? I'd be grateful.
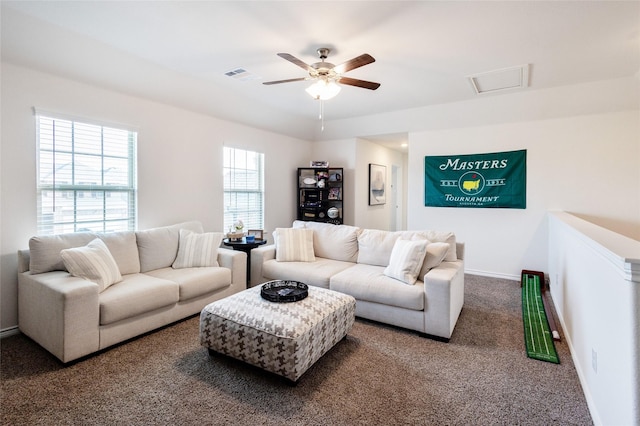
[369,163,386,205]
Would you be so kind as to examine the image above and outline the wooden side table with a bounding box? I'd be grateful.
[223,238,267,286]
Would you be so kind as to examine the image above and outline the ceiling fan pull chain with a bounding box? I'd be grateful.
[320,100,325,131]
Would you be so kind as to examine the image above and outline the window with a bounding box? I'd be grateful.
[36,114,137,235]
[223,147,264,232]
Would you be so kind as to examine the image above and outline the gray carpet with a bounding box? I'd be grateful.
[1,275,592,425]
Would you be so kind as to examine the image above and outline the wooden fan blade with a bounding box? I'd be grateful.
[277,53,313,72]
[333,54,375,74]
[262,77,308,85]
[338,76,381,90]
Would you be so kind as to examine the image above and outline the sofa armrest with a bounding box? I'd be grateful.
[423,259,465,339]
[18,271,100,363]
[217,248,246,288]
[18,249,31,273]
[456,242,465,261]
[250,244,276,287]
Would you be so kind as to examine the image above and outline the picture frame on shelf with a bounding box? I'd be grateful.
[247,229,264,240]
[369,163,386,205]
[328,187,341,200]
[310,160,329,168]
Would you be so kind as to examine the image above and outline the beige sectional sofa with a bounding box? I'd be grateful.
[251,221,465,340]
[18,221,246,363]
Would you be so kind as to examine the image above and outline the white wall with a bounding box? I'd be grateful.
[408,111,640,279]
[354,139,405,231]
[0,63,312,330]
[310,138,405,230]
[548,212,640,426]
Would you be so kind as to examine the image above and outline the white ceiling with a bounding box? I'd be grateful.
[2,1,639,149]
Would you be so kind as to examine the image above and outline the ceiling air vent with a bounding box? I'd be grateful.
[468,64,529,95]
[224,68,260,82]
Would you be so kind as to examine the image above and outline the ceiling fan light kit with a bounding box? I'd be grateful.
[305,79,341,100]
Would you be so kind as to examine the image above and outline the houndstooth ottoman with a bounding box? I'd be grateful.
[200,284,356,383]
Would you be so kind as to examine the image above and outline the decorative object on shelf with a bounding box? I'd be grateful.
[328,187,341,200]
[311,160,329,168]
[226,231,244,242]
[327,207,339,219]
[227,219,245,241]
[369,163,386,205]
[261,280,309,303]
[247,229,264,240]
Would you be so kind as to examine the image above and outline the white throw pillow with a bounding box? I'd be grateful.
[172,229,223,268]
[383,239,429,285]
[422,230,457,261]
[418,242,451,280]
[275,228,315,262]
[60,238,123,292]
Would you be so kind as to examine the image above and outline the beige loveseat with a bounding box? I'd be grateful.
[18,221,246,363]
[251,221,465,340]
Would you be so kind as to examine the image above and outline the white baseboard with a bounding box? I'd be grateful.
[1,326,20,339]
[465,269,520,281]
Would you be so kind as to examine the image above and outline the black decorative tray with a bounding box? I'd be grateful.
[261,280,308,303]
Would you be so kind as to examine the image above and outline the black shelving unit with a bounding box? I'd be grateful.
[297,167,343,224]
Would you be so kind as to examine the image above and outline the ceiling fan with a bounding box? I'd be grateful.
[263,48,381,100]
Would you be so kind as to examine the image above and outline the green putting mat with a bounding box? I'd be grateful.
[522,273,559,364]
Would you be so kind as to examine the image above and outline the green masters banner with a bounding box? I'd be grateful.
[425,150,526,208]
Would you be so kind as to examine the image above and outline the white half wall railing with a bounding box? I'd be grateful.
[548,211,640,426]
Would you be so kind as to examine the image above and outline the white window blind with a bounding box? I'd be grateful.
[223,147,264,232]
[36,114,137,235]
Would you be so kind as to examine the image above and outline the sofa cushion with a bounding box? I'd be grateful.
[172,229,223,268]
[356,229,399,266]
[418,242,451,279]
[146,266,231,301]
[274,228,315,262]
[330,264,424,311]
[136,221,204,273]
[383,239,429,285]
[413,230,457,262]
[97,231,140,275]
[60,238,123,292]
[262,258,354,289]
[293,220,359,263]
[29,232,96,274]
[99,273,179,325]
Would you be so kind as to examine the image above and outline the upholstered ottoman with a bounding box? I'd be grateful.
[200,284,356,383]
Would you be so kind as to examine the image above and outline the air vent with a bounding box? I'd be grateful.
[468,64,529,95]
[224,68,260,82]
